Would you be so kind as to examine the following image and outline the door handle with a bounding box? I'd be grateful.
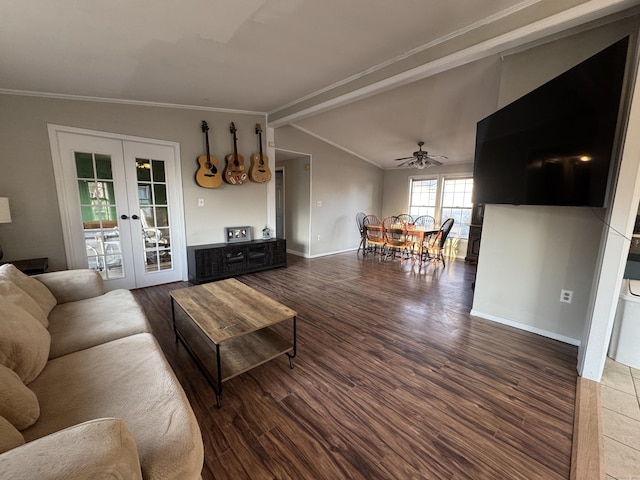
[131,215,139,220]
[120,214,129,220]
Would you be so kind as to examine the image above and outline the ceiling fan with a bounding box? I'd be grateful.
[393,141,447,169]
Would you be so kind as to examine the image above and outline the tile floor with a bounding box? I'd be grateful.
[602,357,640,479]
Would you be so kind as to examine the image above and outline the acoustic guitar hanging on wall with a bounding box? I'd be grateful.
[223,122,247,185]
[195,120,222,188]
[249,123,272,183]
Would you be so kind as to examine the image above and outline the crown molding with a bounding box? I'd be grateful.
[0,88,266,116]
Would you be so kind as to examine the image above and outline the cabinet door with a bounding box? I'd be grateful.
[222,245,246,275]
[273,239,287,265]
[196,248,223,280]
[247,243,270,269]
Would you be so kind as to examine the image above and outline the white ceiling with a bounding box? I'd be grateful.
[1,0,638,168]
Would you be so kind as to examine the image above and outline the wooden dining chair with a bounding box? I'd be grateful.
[356,212,367,256]
[425,218,455,267]
[410,215,436,261]
[413,215,435,229]
[362,215,386,257]
[382,215,413,261]
[395,213,413,225]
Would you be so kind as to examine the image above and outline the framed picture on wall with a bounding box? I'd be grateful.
[224,226,252,243]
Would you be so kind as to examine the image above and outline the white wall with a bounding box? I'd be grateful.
[274,125,384,257]
[472,20,639,348]
[0,94,266,270]
[472,205,605,344]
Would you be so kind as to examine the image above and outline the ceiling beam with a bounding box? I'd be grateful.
[268,0,640,128]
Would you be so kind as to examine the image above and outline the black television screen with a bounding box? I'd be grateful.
[472,36,629,207]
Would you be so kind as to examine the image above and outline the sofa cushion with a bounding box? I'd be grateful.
[0,365,39,430]
[33,269,105,305]
[0,264,57,317]
[0,279,49,328]
[24,333,204,480]
[47,289,151,359]
[0,418,142,480]
[0,416,25,454]
[0,298,50,384]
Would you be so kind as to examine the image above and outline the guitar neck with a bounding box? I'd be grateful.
[230,123,239,161]
[233,133,238,159]
[202,121,210,157]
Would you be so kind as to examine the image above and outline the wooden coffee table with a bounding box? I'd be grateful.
[170,278,297,408]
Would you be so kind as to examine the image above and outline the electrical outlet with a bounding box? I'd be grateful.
[197,198,204,207]
[317,234,321,241]
[560,289,573,304]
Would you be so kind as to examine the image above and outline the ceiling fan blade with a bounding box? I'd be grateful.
[393,140,448,167]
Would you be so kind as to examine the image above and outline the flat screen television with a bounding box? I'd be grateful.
[472,36,629,207]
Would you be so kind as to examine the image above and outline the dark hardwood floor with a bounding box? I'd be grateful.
[132,252,578,480]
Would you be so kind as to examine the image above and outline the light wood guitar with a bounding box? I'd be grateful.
[249,123,272,183]
[195,121,222,188]
[223,122,247,185]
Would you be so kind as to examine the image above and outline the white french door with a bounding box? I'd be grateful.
[49,126,186,290]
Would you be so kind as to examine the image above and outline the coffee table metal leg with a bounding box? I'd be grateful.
[215,344,222,408]
[170,298,178,343]
[286,316,297,369]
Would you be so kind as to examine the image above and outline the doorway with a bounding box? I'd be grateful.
[274,149,311,257]
[48,125,187,290]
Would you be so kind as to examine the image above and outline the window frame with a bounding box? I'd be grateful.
[408,172,474,239]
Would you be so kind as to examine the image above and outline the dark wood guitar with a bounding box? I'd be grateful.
[249,123,272,183]
[195,121,222,188]
[223,122,247,185]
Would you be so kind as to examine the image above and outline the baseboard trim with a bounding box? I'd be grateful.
[286,249,309,258]
[570,377,603,480]
[469,309,581,346]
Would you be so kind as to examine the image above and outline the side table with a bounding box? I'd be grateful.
[1,257,49,275]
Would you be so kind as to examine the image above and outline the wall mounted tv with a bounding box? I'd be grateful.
[472,36,629,207]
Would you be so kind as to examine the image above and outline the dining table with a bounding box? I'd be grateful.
[363,223,438,264]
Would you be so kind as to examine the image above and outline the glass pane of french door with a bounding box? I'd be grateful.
[122,140,184,288]
[136,158,173,272]
[75,151,124,280]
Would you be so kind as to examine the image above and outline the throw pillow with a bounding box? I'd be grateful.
[0,264,57,317]
[0,364,40,430]
[0,416,25,454]
[0,279,49,328]
[0,298,51,384]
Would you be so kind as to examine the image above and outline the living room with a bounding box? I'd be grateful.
[4,4,640,375]
[2,2,640,477]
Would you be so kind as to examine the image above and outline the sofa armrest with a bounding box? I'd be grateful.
[33,269,106,304]
[0,418,142,480]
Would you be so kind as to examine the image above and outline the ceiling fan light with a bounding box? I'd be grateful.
[394,141,446,169]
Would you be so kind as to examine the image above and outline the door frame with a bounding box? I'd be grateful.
[275,166,285,239]
[47,124,188,284]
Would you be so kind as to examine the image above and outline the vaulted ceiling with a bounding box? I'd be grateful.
[1,0,638,168]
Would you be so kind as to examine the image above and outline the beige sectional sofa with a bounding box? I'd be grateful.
[0,264,204,479]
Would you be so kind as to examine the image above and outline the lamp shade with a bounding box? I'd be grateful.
[0,198,11,223]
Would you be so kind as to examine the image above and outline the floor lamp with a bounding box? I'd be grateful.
[0,197,12,261]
